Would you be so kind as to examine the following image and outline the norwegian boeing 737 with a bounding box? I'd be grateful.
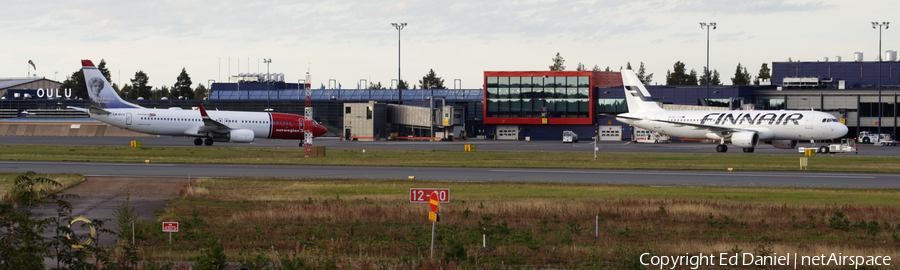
[69,60,327,146]
[615,70,847,153]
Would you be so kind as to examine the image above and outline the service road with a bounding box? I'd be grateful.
[1,161,898,189]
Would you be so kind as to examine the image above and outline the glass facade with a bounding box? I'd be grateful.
[755,98,785,110]
[859,102,896,117]
[485,76,590,118]
[596,99,627,114]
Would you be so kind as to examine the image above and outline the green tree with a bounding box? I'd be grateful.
[397,80,409,90]
[11,171,60,211]
[688,69,699,85]
[0,172,112,269]
[754,63,772,85]
[97,59,112,83]
[592,64,601,71]
[60,70,86,99]
[699,67,722,86]
[731,63,752,85]
[368,81,385,89]
[576,62,585,71]
[130,71,152,100]
[157,85,172,100]
[418,69,446,89]
[193,84,208,100]
[118,84,131,99]
[666,61,697,85]
[549,53,565,71]
[173,68,194,100]
[636,62,654,85]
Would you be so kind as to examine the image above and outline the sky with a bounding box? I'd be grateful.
[1,0,898,90]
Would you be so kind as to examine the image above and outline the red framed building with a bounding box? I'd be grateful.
[483,71,622,125]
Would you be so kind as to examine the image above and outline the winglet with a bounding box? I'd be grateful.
[197,102,209,118]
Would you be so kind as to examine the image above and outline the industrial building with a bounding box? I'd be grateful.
[2,57,900,141]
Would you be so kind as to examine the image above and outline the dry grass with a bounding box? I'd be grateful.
[123,177,900,269]
[0,173,85,204]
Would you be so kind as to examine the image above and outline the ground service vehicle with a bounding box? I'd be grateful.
[563,130,578,143]
[799,138,857,154]
[858,131,892,144]
[634,128,669,143]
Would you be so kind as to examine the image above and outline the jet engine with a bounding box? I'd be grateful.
[729,131,759,148]
[212,129,255,143]
[769,140,798,149]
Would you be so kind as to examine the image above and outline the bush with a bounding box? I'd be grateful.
[195,240,227,270]
[828,211,851,231]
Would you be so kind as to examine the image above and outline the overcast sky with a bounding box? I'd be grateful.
[1,0,897,89]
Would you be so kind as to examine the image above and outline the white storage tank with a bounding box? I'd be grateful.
[835,56,842,62]
[886,50,897,61]
[854,52,864,62]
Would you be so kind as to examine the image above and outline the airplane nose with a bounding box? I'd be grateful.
[839,124,848,137]
[314,125,327,137]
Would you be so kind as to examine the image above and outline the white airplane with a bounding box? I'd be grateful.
[615,70,847,153]
[70,59,327,146]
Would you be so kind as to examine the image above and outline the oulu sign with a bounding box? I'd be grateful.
[162,222,179,232]
[410,188,449,203]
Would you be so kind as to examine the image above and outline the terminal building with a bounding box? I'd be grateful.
[2,57,899,141]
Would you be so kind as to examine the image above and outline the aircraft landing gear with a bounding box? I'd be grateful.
[194,138,203,146]
[204,138,214,146]
[742,147,754,153]
[716,144,728,152]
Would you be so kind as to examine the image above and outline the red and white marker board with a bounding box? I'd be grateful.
[162,222,179,232]
[409,188,449,203]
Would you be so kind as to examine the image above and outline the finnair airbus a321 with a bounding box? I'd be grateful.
[70,60,327,146]
[615,70,847,153]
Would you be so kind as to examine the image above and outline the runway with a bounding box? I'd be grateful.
[2,135,899,156]
[2,161,899,189]
[2,135,899,189]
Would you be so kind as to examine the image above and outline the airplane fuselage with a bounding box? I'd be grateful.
[617,110,847,141]
[92,108,317,140]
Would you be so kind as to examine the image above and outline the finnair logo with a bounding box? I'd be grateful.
[700,113,804,125]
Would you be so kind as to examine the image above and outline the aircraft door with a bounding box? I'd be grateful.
[805,115,813,129]
[126,113,132,125]
[653,114,662,129]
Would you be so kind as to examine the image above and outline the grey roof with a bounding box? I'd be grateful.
[0,78,43,89]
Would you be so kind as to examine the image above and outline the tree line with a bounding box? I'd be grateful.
[548,52,772,86]
[60,59,207,100]
[57,55,774,101]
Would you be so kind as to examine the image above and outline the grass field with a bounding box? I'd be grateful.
[2,144,900,173]
[124,177,900,269]
[0,172,85,205]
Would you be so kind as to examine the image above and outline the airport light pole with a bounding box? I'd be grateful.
[391,22,407,105]
[264,58,271,110]
[700,22,716,106]
[873,22,889,137]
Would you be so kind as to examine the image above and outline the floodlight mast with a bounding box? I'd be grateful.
[700,22,716,106]
[391,22,407,105]
[873,22,889,137]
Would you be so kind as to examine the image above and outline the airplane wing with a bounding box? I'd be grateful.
[67,106,111,115]
[196,103,230,132]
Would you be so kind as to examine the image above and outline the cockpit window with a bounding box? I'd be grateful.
[822,118,839,123]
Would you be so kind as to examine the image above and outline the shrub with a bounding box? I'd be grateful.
[828,211,851,231]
